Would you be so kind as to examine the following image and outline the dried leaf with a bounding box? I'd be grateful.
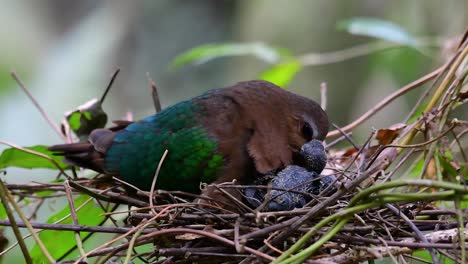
[375,123,406,145]
[342,147,359,157]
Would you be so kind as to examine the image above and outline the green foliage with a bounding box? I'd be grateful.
[438,152,458,178]
[258,60,302,87]
[169,42,289,69]
[0,145,69,170]
[170,42,303,87]
[337,17,418,47]
[370,47,427,85]
[412,250,455,263]
[406,155,425,179]
[0,203,6,220]
[30,194,107,262]
[170,18,428,91]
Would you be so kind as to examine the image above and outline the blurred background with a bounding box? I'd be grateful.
[1,0,466,146]
[0,0,466,262]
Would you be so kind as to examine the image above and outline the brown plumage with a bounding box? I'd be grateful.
[49,80,329,210]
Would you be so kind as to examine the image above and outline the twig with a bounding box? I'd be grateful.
[385,204,438,264]
[311,245,413,264]
[320,82,327,110]
[0,195,97,257]
[88,227,275,262]
[336,228,468,249]
[398,43,467,147]
[100,69,120,104]
[150,149,169,215]
[0,220,157,234]
[147,73,162,112]
[0,181,32,264]
[331,123,358,150]
[10,72,66,141]
[234,218,242,253]
[326,64,447,138]
[2,181,55,263]
[64,181,87,262]
[73,214,156,264]
[366,121,457,170]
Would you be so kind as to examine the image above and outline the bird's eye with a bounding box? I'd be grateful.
[301,122,314,141]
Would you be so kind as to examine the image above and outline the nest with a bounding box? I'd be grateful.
[0,39,467,264]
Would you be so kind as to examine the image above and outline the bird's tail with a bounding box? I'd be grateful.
[49,128,116,173]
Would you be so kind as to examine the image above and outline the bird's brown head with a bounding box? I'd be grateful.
[284,93,329,152]
[225,80,329,173]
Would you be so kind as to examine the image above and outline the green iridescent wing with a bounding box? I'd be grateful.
[105,100,224,193]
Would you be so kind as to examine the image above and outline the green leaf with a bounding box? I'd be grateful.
[67,111,82,131]
[405,155,424,179]
[337,18,418,46]
[0,204,6,220]
[170,42,288,69]
[258,60,302,87]
[31,194,107,262]
[438,153,458,178]
[412,250,434,262]
[0,145,69,170]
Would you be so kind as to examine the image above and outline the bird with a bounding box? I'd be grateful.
[49,80,329,208]
[244,139,334,211]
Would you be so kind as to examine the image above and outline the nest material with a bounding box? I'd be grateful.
[1,40,467,264]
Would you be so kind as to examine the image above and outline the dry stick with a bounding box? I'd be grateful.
[147,73,162,112]
[211,184,255,213]
[64,181,87,262]
[158,246,244,256]
[0,195,96,257]
[72,214,157,264]
[87,228,275,262]
[2,217,460,241]
[385,204,439,264]
[10,72,66,141]
[150,149,169,216]
[0,181,32,264]
[2,182,55,263]
[454,198,466,263]
[450,130,468,162]
[399,43,468,147]
[0,220,157,234]
[325,132,352,149]
[326,64,446,138]
[403,53,457,123]
[381,148,416,183]
[335,230,468,249]
[331,123,359,150]
[320,82,327,111]
[234,218,242,253]
[313,246,408,264]
[75,202,191,264]
[100,68,120,104]
[366,121,458,170]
